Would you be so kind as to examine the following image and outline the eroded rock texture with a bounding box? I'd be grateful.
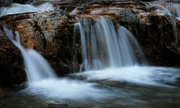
[0,0,180,86]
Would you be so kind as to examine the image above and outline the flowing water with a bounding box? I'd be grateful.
[74,17,180,87]
[2,27,113,103]
[74,17,145,71]
[148,0,180,20]
[3,27,56,82]
[1,2,180,108]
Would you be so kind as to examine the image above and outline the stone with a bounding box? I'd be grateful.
[0,29,26,87]
[0,0,180,83]
[0,0,29,6]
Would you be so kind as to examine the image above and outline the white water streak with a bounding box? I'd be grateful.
[3,27,56,82]
[3,26,112,100]
[75,17,145,71]
[148,1,180,19]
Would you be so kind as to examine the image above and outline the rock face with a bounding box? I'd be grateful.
[0,28,26,87]
[124,15,180,66]
[0,11,76,76]
[68,1,180,66]
[0,0,180,86]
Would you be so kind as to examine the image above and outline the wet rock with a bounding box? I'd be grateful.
[0,13,45,51]
[120,14,180,66]
[0,11,78,75]
[0,29,26,87]
[0,0,180,80]
[76,1,180,66]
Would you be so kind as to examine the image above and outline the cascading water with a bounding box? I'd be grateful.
[148,0,180,20]
[3,27,56,82]
[75,17,180,86]
[74,17,145,71]
[1,1,180,107]
[3,26,111,100]
[162,2,180,18]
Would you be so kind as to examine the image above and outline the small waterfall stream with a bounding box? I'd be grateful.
[148,0,180,20]
[1,1,180,107]
[3,27,56,82]
[75,17,145,71]
[75,17,180,86]
[3,26,111,101]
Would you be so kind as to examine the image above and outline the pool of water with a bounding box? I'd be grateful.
[0,66,180,108]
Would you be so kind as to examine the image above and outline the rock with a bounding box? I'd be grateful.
[43,100,57,107]
[74,1,180,66]
[0,0,29,6]
[0,11,78,75]
[0,29,26,87]
[124,15,180,66]
[0,0,180,80]
[0,13,45,51]
[0,0,13,6]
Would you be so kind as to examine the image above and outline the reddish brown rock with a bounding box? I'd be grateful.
[0,12,77,75]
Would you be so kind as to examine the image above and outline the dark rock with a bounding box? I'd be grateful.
[121,15,180,66]
[0,11,78,75]
[0,29,26,87]
[0,0,180,81]
[0,0,29,6]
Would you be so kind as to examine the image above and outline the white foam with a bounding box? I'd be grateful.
[177,17,180,20]
[75,66,180,86]
[4,27,113,101]
[24,78,112,101]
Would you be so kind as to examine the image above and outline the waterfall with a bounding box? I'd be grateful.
[148,1,180,19]
[3,26,111,100]
[163,2,180,18]
[3,27,56,82]
[74,17,180,86]
[74,17,145,71]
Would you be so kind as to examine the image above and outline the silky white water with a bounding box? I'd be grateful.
[76,66,180,86]
[0,2,54,17]
[3,27,56,82]
[148,1,180,20]
[24,78,112,100]
[74,17,180,87]
[3,27,111,100]
[74,17,145,71]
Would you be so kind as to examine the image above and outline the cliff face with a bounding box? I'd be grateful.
[0,0,180,86]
